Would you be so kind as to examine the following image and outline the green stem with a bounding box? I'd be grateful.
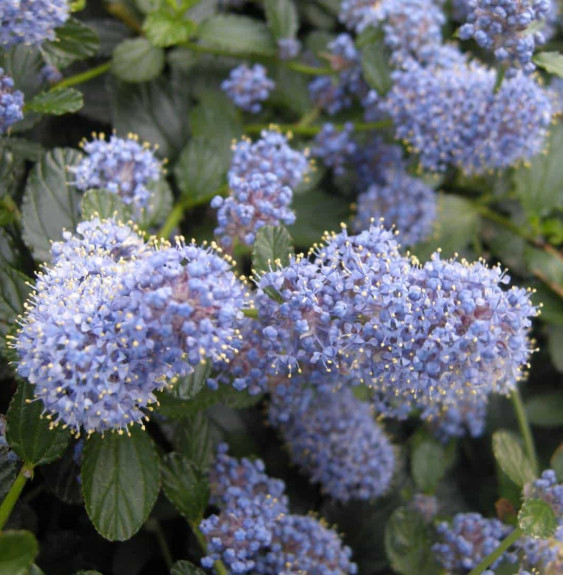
[51,61,111,91]
[158,202,185,239]
[511,387,539,476]
[494,66,505,93]
[0,464,33,531]
[285,61,334,76]
[467,527,522,575]
[189,522,229,575]
[242,308,258,319]
[244,119,393,136]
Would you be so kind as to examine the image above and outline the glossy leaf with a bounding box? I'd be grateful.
[42,18,100,69]
[0,530,38,575]
[492,430,536,488]
[264,0,299,40]
[252,225,294,276]
[112,38,165,83]
[80,189,133,221]
[26,89,84,116]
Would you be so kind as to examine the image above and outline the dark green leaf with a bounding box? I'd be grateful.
[80,189,133,221]
[264,0,299,40]
[360,28,392,95]
[42,18,100,69]
[41,444,83,505]
[548,326,563,372]
[252,225,294,275]
[384,507,439,575]
[0,530,38,575]
[492,430,536,488]
[171,560,206,575]
[139,178,174,228]
[161,453,209,522]
[0,452,17,501]
[144,12,197,48]
[411,439,447,493]
[518,498,558,539]
[525,392,563,427]
[1,138,44,162]
[198,15,276,56]
[0,265,30,356]
[270,66,311,116]
[175,413,216,471]
[82,427,160,541]
[21,148,82,262]
[525,245,563,298]
[6,381,71,466]
[112,38,165,83]
[533,284,563,326]
[26,88,84,115]
[534,51,563,76]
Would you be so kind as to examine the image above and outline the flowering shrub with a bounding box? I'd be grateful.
[0,1,563,575]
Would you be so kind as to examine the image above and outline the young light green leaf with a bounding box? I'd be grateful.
[143,12,197,48]
[533,51,563,77]
[518,498,558,539]
[252,225,294,276]
[0,530,38,575]
[82,427,160,541]
[171,560,206,575]
[6,381,71,466]
[112,38,165,83]
[264,0,299,40]
[26,89,84,116]
[80,189,133,221]
[411,439,447,494]
[525,392,563,427]
[492,430,536,488]
[42,18,100,69]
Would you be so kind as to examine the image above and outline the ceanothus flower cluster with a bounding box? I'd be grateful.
[277,38,301,60]
[0,68,23,134]
[73,134,162,208]
[0,0,69,47]
[221,64,275,113]
[523,469,563,525]
[459,0,551,75]
[312,123,357,176]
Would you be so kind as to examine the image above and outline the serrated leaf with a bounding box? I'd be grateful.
[518,498,558,538]
[80,189,133,221]
[6,381,71,466]
[175,413,216,471]
[82,427,160,541]
[42,18,100,69]
[26,88,84,115]
[144,12,197,48]
[492,430,536,488]
[252,225,294,275]
[171,560,206,575]
[0,452,17,501]
[112,38,165,83]
[21,148,82,262]
[411,439,447,493]
[198,15,276,56]
[0,265,31,356]
[264,0,299,40]
[534,51,563,76]
[161,453,209,522]
[384,507,439,575]
[525,392,563,427]
[41,444,83,505]
[0,530,38,575]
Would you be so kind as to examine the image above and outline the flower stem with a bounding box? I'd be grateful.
[0,464,33,531]
[243,119,393,136]
[511,387,539,476]
[189,521,229,575]
[50,61,111,91]
[158,202,185,240]
[467,527,522,575]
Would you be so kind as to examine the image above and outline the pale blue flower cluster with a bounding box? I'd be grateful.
[277,38,301,60]
[524,469,563,525]
[351,138,405,191]
[0,0,69,47]
[459,0,551,75]
[221,64,275,113]
[73,134,162,208]
[423,396,488,442]
[312,123,357,176]
[0,68,23,134]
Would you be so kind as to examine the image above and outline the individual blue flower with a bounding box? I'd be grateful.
[73,134,162,208]
[459,0,551,74]
[268,383,396,501]
[277,38,301,60]
[352,170,437,245]
[254,514,358,574]
[312,123,357,176]
[221,64,275,113]
[523,469,563,525]
[0,0,69,47]
[0,68,23,134]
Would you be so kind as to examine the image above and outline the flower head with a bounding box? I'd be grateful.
[524,470,563,525]
[312,123,357,176]
[221,64,275,113]
[0,68,23,134]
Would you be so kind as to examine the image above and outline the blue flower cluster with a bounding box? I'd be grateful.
[384,53,553,173]
[221,64,275,113]
[13,219,248,434]
[200,444,356,573]
[268,382,396,501]
[459,0,551,74]
[516,525,563,573]
[277,38,301,61]
[423,396,488,442]
[350,138,405,191]
[73,134,162,208]
[0,0,69,47]
[523,469,563,525]
[0,68,23,134]
[410,493,439,522]
[312,123,357,176]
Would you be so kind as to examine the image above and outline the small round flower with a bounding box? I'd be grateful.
[269,384,396,501]
[459,0,550,74]
[221,64,275,113]
[0,0,69,47]
[255,514,358,574]
[0,68,23,134]
[212,172,295,247]
[73,134,162,208]
[277,38,301,60]
[312,123,357,176]
[352,170,437,245]
[523,469,563,525]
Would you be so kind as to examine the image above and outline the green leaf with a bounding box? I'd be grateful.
[548,326,563,372]
[6,381,71,466]
[252,225,294,276]
[139,178,174,228]
[525,392,563,427]
[0,452,17,501]
[550,444,563,481]
[26,88,84,115]
[175,413,216,471]
[161,453,210,522]
[492,430,536,488]
[144,12,197,48]
[42,18,100,69]
[80,189,133,221]
[82,427,160,541]
[41,444,83,505]
[0,530,38,575]
[524,245,563,298]
[174,137,227,204]
[198,15,276,56]
[1,138,44,162]
[533,51,563,76]
[171,560,206,575]
[513,122,563,217]
[359,28,392,95]
[0,265,30,357]
[518,498,558,539]
[21,148,82,262]
[264,0,299,40]
[411,439,447,493]
[384,508,439,575]
[112,38,165,83]
[533,284,563,326]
